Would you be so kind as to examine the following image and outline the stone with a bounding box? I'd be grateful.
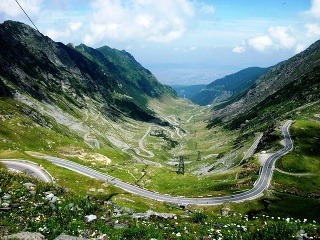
[0,207,11,211]
[50,203,57,210]
[113,208,122,214]
[132,210,176,220]
[68,203,75,208]
[1,202,10,208]
[221,207,230,217]
[96,234,108,240]
[45,193,54,201]
[2,194,11,200]
[113,223,129,229]
[123,207,135,215]
[55,234,88,240]
[84,214,97,223]
[50,196,59,203]
[102,183,108,187]
[295,229,308,240]
[23,182,35,190]
[2,232,45,240]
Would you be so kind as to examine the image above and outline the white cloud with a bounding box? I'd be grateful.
[173,46,197,52]
[68,21,82,32]
[268,26,296,49]
[135,14,153,28]
[0,0,42,17]
[295,44,307,53]
[232,45,246,53]
[248,36,273,52]
[247,26,297,52]
[239,1,320,54]
[84,0,195,46]
[200,4,215,15]
[306,0,320,19]
[46,21,83,42]
[305,23,320,37]
[46,28,70,40]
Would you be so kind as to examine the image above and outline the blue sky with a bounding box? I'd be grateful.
[1,0,320,85]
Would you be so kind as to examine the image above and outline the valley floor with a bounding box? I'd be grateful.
[1,95,320,238]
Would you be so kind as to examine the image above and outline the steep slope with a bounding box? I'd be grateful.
[190,67,269,106]
[0,20,174,122]
[210,40,320,130]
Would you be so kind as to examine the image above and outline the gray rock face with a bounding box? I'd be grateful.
[2,232,45,240]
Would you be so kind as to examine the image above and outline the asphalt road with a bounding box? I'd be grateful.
[1,120,293,206]
[36,120,293,206]
[1,159,53,182]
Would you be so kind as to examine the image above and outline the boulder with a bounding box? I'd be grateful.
[2,232,45,240]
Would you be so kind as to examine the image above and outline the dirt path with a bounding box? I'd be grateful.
[138,126,154,158]
[275,168,316,177]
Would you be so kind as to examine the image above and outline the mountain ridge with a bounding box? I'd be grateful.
[210,39,320,130]
[0,20,175,122]
[191,67,269,106]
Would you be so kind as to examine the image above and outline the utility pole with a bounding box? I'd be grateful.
[177,156,185,175]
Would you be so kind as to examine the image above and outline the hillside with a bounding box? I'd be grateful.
[210,40,320,130]
[170,84,206,99]
[0,20,175,122]
[1,20,320,239]
[191,67,269,106]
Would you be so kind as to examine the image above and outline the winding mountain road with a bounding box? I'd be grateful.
[1,159,53,182]
[1,120,293,205]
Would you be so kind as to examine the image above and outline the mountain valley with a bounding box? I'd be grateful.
[0,21,320,239]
